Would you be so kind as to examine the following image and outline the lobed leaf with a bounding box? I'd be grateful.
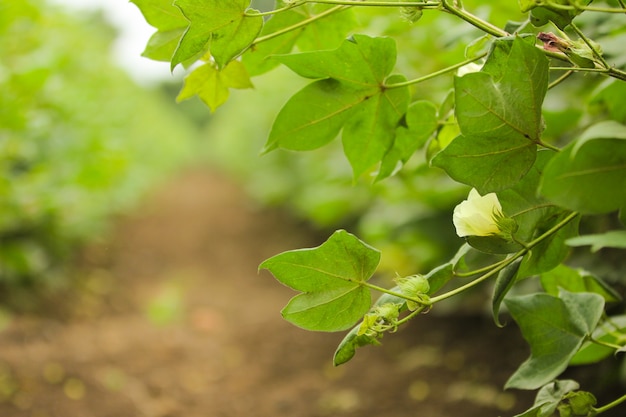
[171,0,263,70]
[504,290,604,390]
[259,230,380,332]
[266,35,409,178]
[432,36,549,193]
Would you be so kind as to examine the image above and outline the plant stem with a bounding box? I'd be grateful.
[570,23,610,69]
[363,281,432,306]
[594,393,626,415]
[441,0,508,37]
[385,53,487,89]
[298,0,442,8]
[430,254,520,303]
[454,256,510,278]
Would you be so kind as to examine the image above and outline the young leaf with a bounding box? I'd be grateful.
[130,0,188,62]
[504,290,605,390]
[259,230,380,332]
[539,130,626,214]
[176,61,253,112]
[266,35,409,178]
[432,36,549,193]
[171,0,263,69]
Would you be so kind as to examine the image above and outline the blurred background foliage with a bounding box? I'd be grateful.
[0,0,198,295]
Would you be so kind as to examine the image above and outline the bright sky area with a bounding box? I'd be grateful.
[50,0,183,84]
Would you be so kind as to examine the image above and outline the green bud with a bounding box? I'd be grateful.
[395,275,430,311]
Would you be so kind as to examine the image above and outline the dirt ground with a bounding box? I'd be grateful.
[0,169,619,417]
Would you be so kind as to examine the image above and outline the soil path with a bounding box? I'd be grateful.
[0,169,535,417]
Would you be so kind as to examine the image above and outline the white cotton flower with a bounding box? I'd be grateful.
[453,188,504,237]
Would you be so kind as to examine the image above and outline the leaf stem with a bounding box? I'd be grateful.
[441,0,508,38]
[588,335,623,351]
[454,256,510,278]
[548,69,574,89]
[384,53,487,89]
[594,393,626,415]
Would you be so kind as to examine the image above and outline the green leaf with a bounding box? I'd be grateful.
[504,290,605,390]
[432,36,549,193]
[377,100,438,181]
[266,35,409,178]
[513,380,580,417]
[492,258,522,327]
[259,230,380,332]
[130,0,188,62]
[566,230,626,252]
[171,0,263,70]
[539,123,626,214]
[570,315,626,365]
[176,61,253,111]
[540,264,621,303]
[243,2,356,76]
[142,28,186,62]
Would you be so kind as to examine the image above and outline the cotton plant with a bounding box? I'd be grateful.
[131,0,626,415]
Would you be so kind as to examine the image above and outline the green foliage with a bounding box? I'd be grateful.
[133,0,626,414]
[1,0,195,286]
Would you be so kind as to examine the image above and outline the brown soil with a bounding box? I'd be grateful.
[0,169,596,417]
